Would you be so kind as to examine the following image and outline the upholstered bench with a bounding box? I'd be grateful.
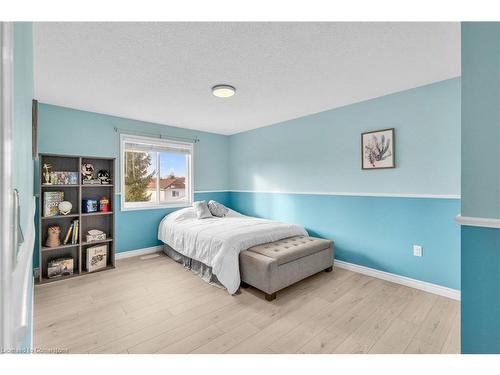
[239,235,334,301]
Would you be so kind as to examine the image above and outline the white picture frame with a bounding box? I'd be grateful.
[361,128,395,170]
[86,244,107,272]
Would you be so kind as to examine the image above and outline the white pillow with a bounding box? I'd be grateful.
[169,207,196,222]
[193,201,213,219]
[208,200,229,217]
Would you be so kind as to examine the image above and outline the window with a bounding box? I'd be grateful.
[120,134,193,210]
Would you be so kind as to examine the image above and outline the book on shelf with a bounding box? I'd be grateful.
[43,191,64,217]
[74,220,79,244]
[70,219,79,245]
[63,222,74,245]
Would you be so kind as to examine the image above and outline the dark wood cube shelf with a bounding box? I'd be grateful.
[38,153,116,284]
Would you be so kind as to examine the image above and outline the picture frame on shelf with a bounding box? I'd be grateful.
[50,171,78,185]
[43,191,64,217]
[87,244,108,272]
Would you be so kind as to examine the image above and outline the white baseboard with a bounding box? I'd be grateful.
[334,260,460,301]
[36,245,460,300]
[115,245,164,260]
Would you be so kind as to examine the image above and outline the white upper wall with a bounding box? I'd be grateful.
[34,22,460,135]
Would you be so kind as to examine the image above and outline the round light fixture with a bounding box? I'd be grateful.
[212,84,236,98]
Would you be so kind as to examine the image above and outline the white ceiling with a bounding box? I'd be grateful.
[33,22,460,135]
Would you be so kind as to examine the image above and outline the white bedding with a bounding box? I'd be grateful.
[158,207,307,294]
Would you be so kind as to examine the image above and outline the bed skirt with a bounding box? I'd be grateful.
[163,244,224,289]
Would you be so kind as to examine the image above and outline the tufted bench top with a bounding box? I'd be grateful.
[246,236,332,266]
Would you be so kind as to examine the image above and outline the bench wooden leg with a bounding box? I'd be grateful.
[240,281,250,288]
[265,292,276,301]
[325,266,333,272]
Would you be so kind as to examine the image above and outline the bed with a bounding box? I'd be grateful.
[157,207,308,294]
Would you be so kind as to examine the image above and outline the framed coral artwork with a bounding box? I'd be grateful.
[361,128,395,169]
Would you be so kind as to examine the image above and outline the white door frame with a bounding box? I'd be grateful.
[0,21,14,351]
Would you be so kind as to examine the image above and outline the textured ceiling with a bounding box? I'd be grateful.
[33,22,460,135]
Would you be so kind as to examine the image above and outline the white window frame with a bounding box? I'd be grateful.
[120,134,194,211]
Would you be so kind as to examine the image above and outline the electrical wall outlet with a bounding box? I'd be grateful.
[413,245,423,257]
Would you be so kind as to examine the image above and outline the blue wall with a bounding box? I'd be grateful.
[34,104,231,267]
[230,192,460,289]
[461,226,500,353]
[230,78,461,196]
[229,79,461,289]
[461,22,500,354]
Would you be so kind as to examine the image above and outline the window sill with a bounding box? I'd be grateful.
[121,203,192,212]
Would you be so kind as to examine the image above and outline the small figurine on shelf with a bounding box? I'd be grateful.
[42,163,52,185]
[45,224,61,247]
[81,163,101,184]
[97,169,110,184]
[81,163,95,181]
[99,196,110,212]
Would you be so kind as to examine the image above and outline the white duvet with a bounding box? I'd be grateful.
[158,207,307,294]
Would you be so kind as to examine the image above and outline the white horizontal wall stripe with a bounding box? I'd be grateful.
[194,190,229,193]
[229,190,460,199]
[455,215,500,229]
[335,260,460,300]
[117,190,461,199]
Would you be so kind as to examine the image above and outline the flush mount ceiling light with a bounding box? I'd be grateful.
[212,84,236,98]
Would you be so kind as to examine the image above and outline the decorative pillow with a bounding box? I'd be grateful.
[208,200,229,217]
[193,201,213,219]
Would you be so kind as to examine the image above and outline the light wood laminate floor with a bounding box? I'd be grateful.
[34,253,460,354]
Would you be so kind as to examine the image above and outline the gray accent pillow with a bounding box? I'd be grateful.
[193,201,213,219]
[208,200,229,217]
